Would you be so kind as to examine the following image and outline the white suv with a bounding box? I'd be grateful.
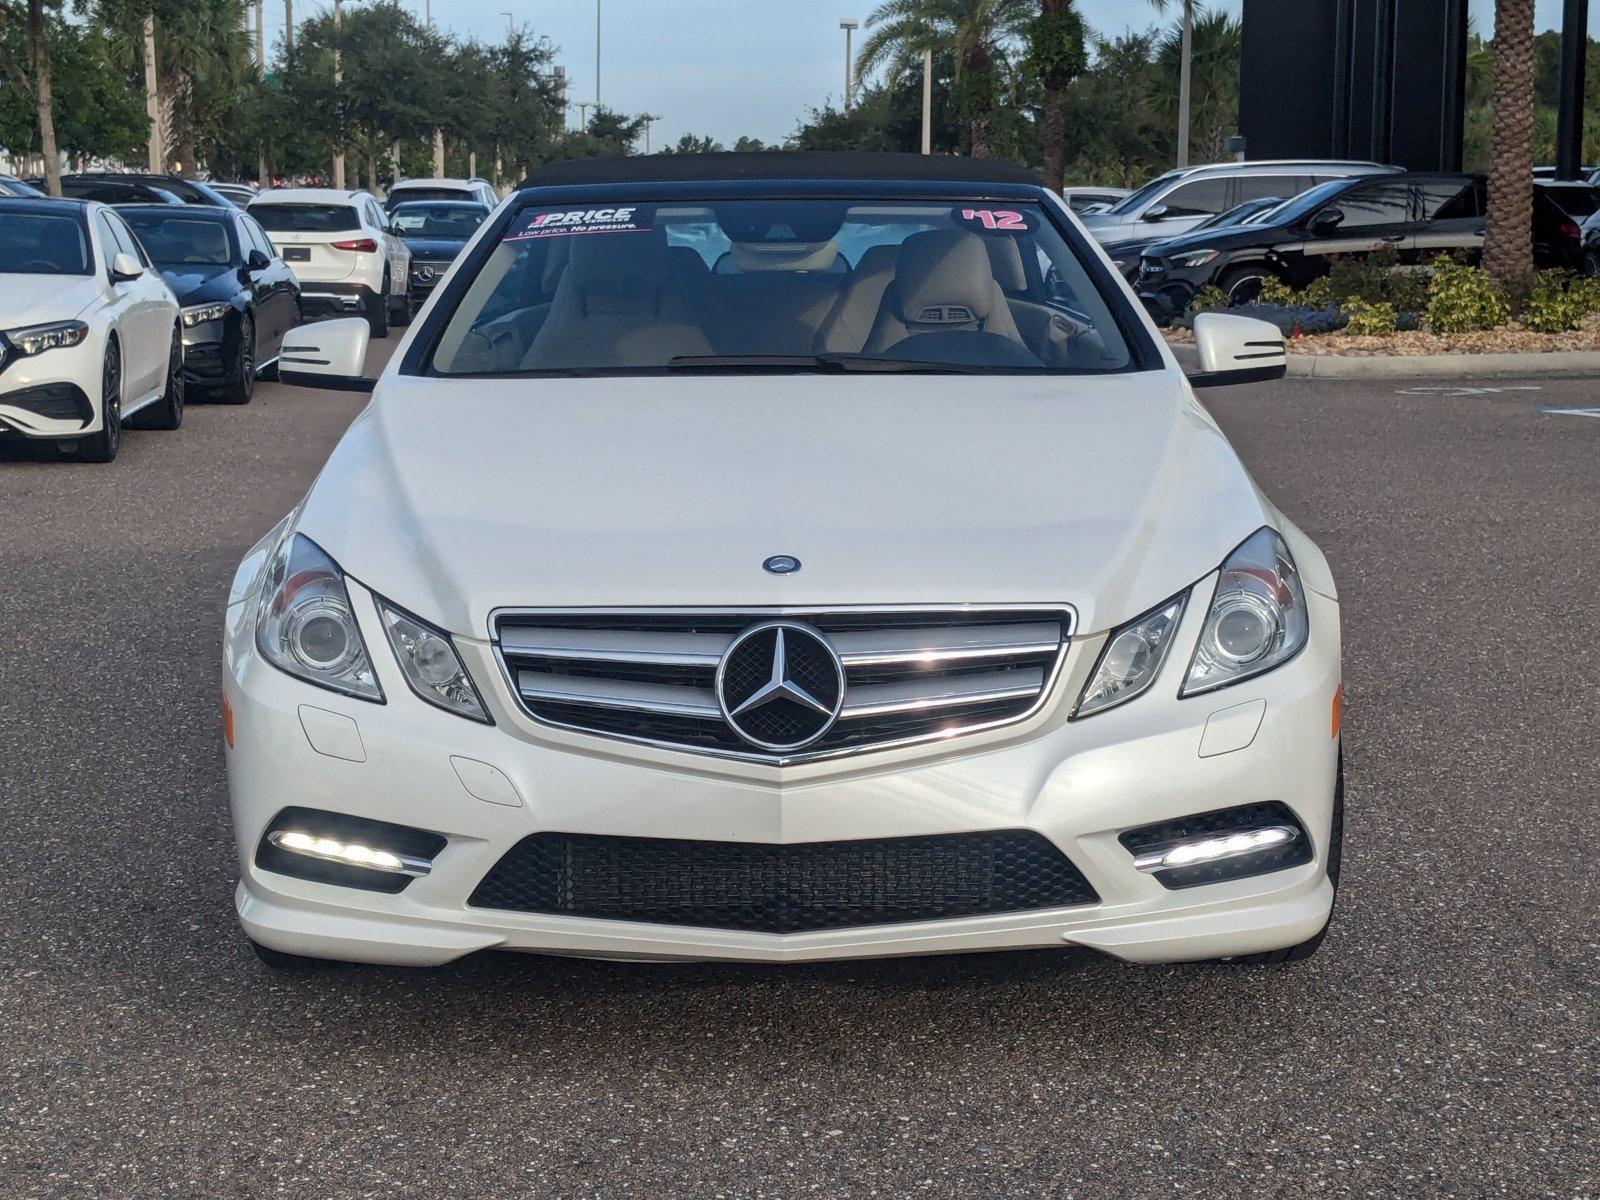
[229,154,1341,972]
[248,189,411,336]
[384,177,498,212]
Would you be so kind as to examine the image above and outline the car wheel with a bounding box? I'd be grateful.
[390,287,412,327]
[1585,250,1600,277]
[367,279,390,339]
[1219,752,1344,966]
[132,326,185,431]
[74,339,123,463]
[248,936,325,971]
[221,313,256,405]
[1217,265,1274,307]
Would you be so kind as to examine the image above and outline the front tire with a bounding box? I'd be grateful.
[390,286,412,327]
[73,340,123,463]
[220,313,256,405]
[366,279,390,339]
[1217,264,1275,307]
[131,327,185,431]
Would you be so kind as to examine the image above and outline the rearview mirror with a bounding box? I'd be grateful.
[1141,204,1170,222]
[1309,208,1344,236]
[279,318,375,393]
[1186,313,1287,388]
[109,252,143,282]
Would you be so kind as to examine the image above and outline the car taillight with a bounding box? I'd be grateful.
[331,238,378,252]
[1559,219,1581,239]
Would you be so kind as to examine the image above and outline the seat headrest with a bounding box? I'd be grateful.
[893,230,996,326]
[540,236,570,292]
[984,237,1027,292]
[566,231,669,313]
[854,243,899,277]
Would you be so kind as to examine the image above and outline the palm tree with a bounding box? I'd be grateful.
[1148,0,1193,167]
[1028,0,1087,188]
[1150,9,1238,165]
[858,0,1031,157]
[1482,0,1535,285]
[0,0,64,194]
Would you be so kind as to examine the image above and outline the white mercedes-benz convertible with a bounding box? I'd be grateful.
[224,153,1342,970]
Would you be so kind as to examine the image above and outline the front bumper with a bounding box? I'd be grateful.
[296,281,376,315]
[226,572,1342,967]
[0,332,108,440]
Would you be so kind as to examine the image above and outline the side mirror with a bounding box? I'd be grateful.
[1308,208,1344,236]
[1186,313,1287,388]
[246,248,271,271]
[109,252,143,282]
[279,317,375,392]
[1140,204,1171,222]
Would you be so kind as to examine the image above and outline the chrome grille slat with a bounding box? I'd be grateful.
[493,606,1073,763]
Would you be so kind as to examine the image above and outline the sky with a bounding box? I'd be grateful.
[261,1,1596,150]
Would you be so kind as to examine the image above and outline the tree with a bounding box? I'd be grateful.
[1026,0,1086,187]
[1483,0,1536,284]
[0,0,64,192]
[1150,7,1238,164]
[1148,0,1192,167]
[1058,29,1166,185]
[0,11,143,170]
[857,0,1031,157]
[662,133,722,154]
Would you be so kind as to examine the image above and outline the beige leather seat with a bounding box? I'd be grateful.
[523,231,713,369]
[812,244,899,353]
[861,230,1024,355]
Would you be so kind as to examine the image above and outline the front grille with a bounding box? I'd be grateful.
[183,342,227,379]
[494,607,1072,762]
[469,830,1099,933]
[0,382,92,424]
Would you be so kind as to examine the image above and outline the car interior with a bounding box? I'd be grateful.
[432,201,1128,374]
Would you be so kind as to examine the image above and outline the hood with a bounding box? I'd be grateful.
[0,274,105,326]
[1080,211,1137,234]
[295,372,1269,640]
[1145,221,1287,261]
[156,263,238,305]
[400,236,469,261]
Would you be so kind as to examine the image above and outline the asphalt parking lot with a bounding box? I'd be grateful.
[1,352,1596,1198]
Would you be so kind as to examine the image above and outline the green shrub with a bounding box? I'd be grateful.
[1300,276,1334,307]
[1522,271,1587,333]
[1384,270,1431,315]
[1496,272,1538,318]
[1327,254,1392,305]
[1566,273,1600,315]
[1343,297,1398,336]
[1256,275,1296,306]
[1185,285,1228,317]
[1425,257,1508,333]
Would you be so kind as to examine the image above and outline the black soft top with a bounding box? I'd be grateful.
[518,152,1044,190]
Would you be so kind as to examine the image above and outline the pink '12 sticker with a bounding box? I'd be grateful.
[956,207,1033,233]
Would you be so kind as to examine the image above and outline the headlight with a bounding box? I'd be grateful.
[375,597,491,723]
[255,533,383,702]
[6,320,89,356]
[1182,528,1309,696]
[1073,594,1187,718]
[1172,250,1218,267]
[181,302,230,327]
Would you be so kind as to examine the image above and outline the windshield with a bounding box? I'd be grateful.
[1104,172,1182,216]
[387,186,474,208]
[0,212,91,274]
[119,212,236,265]
[429,198,1135,377]
[392,203,489,239]
[250,203,360,232]
[1265,179,1351,226]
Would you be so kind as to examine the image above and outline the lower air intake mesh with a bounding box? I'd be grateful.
[469,830,1099,933]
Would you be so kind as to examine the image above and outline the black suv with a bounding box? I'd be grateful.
[38,173,238,209]
[1137,173,1583,317]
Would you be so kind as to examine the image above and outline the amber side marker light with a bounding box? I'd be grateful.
[222,692,235,749]
[1331,683,1343,739]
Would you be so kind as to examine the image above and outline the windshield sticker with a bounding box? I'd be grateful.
[954,207,1037,234]
[506,205,656,241]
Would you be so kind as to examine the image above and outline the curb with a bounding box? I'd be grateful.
[1286,351,1600,378]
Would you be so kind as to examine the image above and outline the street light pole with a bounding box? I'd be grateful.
[332,0,344,189]
[595,0,603,111]
[1175,0,1192,168]
[641,114,663,153]
[284,0,293,54]
[921,48,932,154]
[839,18,858,111]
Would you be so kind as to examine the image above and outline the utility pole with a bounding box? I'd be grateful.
[1176,0,1192,168]
[431,2,445,178]
[641,114,662,153]
[254,0,263,68]
[143,14,162,173]
[920,48,932,154]
[577,100,593,131]
[595,0,602,111]
[332,0,344,189]
[285,0,293,53]
[839,19,858,111]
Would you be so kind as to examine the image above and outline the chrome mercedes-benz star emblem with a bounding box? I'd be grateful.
[762,554,801,576]
[715,622,844,753]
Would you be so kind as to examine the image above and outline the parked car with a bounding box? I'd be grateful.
[0,175,45,198]
[228,151,1342,973]
[1102,195,1287,280]
[1578,210,1600,275]
[1060,186,1132,215]
[1534,165,1600,185]
[1534,179,1600,223]
[389,199,491,309]
[0,198,183,462]
[248,188,411,336]
[384,176,498,212]
[1080,159,1399,245]
[43,173,237,208]
[1136,172,1583,315]
[119,203,300,404]
[209,182,261,207]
